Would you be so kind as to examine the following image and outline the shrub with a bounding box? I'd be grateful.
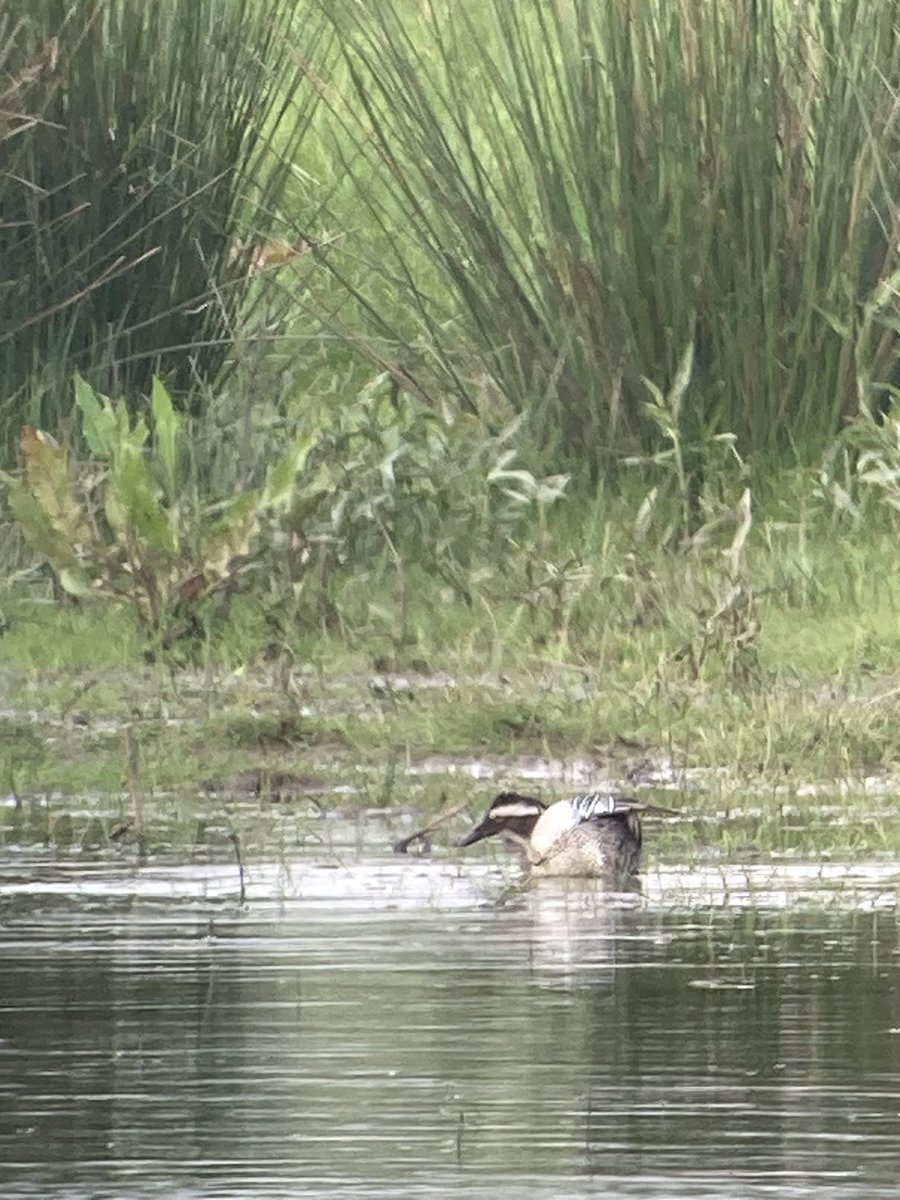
[0,375,567,653]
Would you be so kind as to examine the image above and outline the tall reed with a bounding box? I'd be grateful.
[0,0,327,454]
[320,0,899,477]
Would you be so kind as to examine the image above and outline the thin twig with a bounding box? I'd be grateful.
[123,723,146,859]
[392,795,469,854]
[228,827,246,905]
[0,247,161,345]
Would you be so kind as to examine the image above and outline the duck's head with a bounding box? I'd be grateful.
[458,792,547,847]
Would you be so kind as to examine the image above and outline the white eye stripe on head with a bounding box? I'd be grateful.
[492,801,541,820]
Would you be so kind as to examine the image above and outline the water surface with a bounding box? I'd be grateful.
[2,843,900,1199]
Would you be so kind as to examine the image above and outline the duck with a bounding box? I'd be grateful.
[458,790,677,881]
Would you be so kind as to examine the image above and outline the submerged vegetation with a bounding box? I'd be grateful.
[1,0,899,854]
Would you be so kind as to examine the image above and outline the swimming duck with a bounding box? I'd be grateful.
[458,790,676,881]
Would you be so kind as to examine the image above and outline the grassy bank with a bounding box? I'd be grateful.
[3,473,900,861]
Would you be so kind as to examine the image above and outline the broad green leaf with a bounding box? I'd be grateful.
[4,478,81,567]
[262,437,317,509]
[122,411,149,454]
[103,481,127,535]
[203,490,264,572]
[74,375,117,457]
[151,378,179,499]
[114,450,176,554]
[57,567,96,598]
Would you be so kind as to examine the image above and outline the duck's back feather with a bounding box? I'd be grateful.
[569,791,640,819]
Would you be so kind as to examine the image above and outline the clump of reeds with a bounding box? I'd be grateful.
[321,0,899,482]
[0,0,327,453]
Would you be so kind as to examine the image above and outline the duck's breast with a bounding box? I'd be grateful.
[530,799,588,857]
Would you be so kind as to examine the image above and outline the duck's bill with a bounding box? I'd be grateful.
[458,819,492,847]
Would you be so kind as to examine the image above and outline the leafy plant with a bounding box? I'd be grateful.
[0,377,315,644]
[253,376,570,646]
[815,405,900,527]
[0,375,568,652]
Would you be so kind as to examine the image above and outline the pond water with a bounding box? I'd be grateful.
[3,843,900,1199]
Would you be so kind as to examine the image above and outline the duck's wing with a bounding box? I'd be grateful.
[531,792,679,857]
[569,791,680,820]
[569,792,625,820]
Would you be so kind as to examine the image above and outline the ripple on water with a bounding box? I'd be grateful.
[2,849,900,1199]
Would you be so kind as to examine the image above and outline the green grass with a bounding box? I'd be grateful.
[0,0,329,455]
[0,600,141,668]
[4,484,900,814]
[9,0,895,479]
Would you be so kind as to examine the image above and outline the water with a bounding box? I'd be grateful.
[3,845,900,1199]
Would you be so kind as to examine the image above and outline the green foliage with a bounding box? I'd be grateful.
[0,377,317,639]
[224,377,569,656]
[0,719,47,798]
[290,376,568,596]
[0,0,328,454]
[814,406,900,528]
[318,0,899,480]
[0,376,567,650]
